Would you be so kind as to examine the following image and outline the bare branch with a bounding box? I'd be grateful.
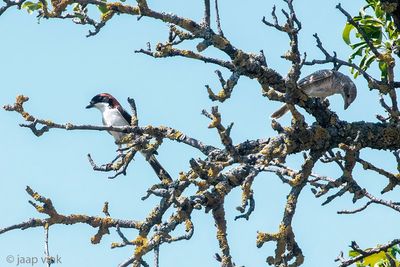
[337,201,373,214]
[206,71,240,102]
[4,95,216,155]
[0,0,25,16]
[202,106,237,157]
[257,150,322,266]
[135,46,235,71]
[212,204,233,267]
[356,156,400,193]
[0,187,142,238]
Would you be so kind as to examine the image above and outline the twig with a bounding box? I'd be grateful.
[363,190,400,213]
[0,0,26,16]
[262,0,302,82]
[337,201,373,214]
[43,225,53,267]
[135,46,235,71]
[127,97,139,126]
[203,0,210,27]
[202,106,237,157]
[214,0,224,36]
[112,224,132,248]
[206,71,240,102]
[154,245,159,267]
[356,156,400,193]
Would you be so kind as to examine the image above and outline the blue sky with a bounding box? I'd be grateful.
[0,0,398,266]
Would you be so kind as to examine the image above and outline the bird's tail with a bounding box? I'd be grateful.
[270,104,290,119]
[147,154,172,181]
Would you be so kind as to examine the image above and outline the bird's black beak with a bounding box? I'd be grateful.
[344,101,349,110]
[86,103,94,109]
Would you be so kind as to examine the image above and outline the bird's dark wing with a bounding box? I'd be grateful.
[297,69,334,89]
[117,106,133,125]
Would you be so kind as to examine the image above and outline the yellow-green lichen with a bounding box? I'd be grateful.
[167,130,183,140]
[44,120,54,126]
[101,10,114,22]
[178,172,188,181]
[211,35,230,49]
[22,112,34,122]
[184,219,193,232]
[133,235,149,257]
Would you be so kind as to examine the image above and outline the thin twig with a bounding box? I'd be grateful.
[154,245,159,267]
[214,0,224,36]
[44,225,53,267]
[203,0,210,27]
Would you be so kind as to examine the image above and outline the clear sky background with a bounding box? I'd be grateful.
[0,0,398,266]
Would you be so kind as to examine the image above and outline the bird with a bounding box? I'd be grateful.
[270,69,357,119]
[86,93,171,181]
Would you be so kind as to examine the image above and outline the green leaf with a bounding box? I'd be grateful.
[21,1,34,8]
[349,250,361,257]
[350,41,367,50]
[362,17,384,26]
[360,24,382,40]
[363,54,376,70]
[362,251,388,266]
[97,3,108,13]
[375,5,384,19]
[72,3,80,12]
[21,1,35,13]
[359,54,368,70]
[343,23,355,45]
[21,1,43,14]
[75,14,84,19]
[349,44,366,60]
[391,245,400,255]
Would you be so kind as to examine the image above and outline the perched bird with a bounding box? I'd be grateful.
[86,93,171,181]
[270,69,357,119]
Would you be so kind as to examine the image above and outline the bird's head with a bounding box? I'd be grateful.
[341,78,357,110]
[86,93,121,111]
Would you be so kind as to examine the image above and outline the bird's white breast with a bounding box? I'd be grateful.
[94,102,129,142]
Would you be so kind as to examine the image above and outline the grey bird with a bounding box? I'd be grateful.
[270,69,357,119]
[86,93,171,181]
